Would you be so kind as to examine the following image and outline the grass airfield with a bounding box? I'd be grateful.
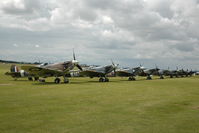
[0,63,199,133]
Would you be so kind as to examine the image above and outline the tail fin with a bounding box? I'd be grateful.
[10,65,19,72]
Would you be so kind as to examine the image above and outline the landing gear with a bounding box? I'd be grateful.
[63,77,69,84]
[160,75,164,79]
[39,79,45,82]
[28,77,33,81]
[54,78,61,84]
[34,77,39,81]
[147,75,152,80]
[128,77,136,81]
[99,77,109,82]
[104,77,109,82]
[99,77,104,82]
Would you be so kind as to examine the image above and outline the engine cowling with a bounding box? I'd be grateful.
[20,70,25,77]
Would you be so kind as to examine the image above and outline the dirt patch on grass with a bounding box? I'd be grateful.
[192,106,199,110]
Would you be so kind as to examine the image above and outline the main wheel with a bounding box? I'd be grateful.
[55,78,61,84]
[34,77,39,81]
[28,77,33,81]
[99,77,104,82]
[147,76,152,80]
[39,79,45,82]
[64,78,69,84]
[104,78,109,82]
[160,76,164,79]
[128,77,132,81]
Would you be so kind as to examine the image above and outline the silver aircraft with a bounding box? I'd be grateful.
[80,61,118,82]
[116,67,143,81]
[139,66,160,80]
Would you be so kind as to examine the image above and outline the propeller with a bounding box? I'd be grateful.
[71,49,82,71]
[73,48,76,60]
[155,64,159,71]
[139,63,145,70]
[111,59,118,77]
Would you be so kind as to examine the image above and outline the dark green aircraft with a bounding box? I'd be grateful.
[21,51,82,84]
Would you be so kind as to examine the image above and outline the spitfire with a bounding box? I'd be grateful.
[116,67,143,81]
[21,50,82,84]
[115,65,195,81]
[80,60,118,82]
[5,53,196,84]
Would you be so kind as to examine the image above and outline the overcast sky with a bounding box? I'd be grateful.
[0,0,199,69]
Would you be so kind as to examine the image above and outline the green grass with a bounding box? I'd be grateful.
[0,63,199,133]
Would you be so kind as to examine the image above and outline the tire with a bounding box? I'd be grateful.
[99,77,104,82]
[34,77,39,81]
[160,76,164,79]
[147,76,152,80]
[39,79,45,82]
[64,78,69,84]
[105,78,109,82]
[28,77,33,81]
[55,78,60,84]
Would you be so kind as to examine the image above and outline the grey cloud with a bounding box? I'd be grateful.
[0,0,199,69]
[1,0,42,15]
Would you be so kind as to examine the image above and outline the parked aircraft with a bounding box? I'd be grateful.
[80,61,118,82]
[116,67,143,81]
[152,67,171,79]
[139,66,160,80]
[177,69,194,77]
[21,51,82,84]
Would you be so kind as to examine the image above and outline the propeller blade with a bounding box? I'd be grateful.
[76,64,82,71]
[111,59,115,66]
[73,49,76,60]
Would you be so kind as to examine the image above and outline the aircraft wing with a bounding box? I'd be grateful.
[80,70,105,77]
[21,66,68,77]
[116,71,132,77]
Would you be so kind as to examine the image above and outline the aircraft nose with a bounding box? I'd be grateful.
[72,60,78,65]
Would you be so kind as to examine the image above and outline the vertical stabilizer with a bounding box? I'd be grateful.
[10,65,19,72]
